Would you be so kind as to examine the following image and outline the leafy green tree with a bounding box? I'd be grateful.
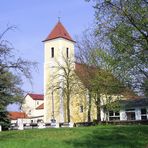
[142,79,148,97]
[0,69,22,109]
[0,110,10,130]
[86,0,148,96]
[76,30,128,121]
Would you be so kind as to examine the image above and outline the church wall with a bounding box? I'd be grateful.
[44,38,75,123]
[43,23,102,123]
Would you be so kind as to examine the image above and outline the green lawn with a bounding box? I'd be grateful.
[0,125,148,148]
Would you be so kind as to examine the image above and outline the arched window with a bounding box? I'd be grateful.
[51,47,54,58]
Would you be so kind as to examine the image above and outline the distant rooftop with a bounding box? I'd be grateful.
[36,103,44,110]
[28,93,44,100]
[120,98,148,108]
[9,112,28,120]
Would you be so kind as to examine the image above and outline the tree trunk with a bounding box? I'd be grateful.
[96,95,101,122]
[87,91,92,122]
[67,96,70,123]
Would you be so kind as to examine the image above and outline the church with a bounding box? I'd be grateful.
[21,21,98,125]
[20,21,148,125]
[43,21,97,123]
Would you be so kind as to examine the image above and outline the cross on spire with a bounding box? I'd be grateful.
[58,16,61,22]
[58,10,61,22]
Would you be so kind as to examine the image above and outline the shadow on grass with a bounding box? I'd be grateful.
[65,126,148,148]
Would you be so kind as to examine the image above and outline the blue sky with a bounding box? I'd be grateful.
[0,0,94,111]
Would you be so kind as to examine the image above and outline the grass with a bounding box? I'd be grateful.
[0,125,148,148]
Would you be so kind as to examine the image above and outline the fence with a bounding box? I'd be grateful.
[1,120,148,131]
[8,122,74,131]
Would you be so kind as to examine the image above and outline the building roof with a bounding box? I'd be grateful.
[120,97,148,108]
[75,62,136,97]
[75,62,96,89]
[36,103,44,110]
[8,112,28,120]
[43,21,75,42]
[28,93,44,100]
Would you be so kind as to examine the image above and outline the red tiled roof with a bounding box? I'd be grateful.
[75,62,97,89]
[43,21,75,42]
[8,112,28,120]
[28,93,44,100]
[75,62,137,98]
[36,103,44,110]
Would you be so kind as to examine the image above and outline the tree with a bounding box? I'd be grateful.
[48,54,85,123]
[0,110,10,130]
[76,29,132,121]
[0,69,22,109]
[86,0,148,96]
[142,79,148,97]
[0,26,36,128]
[76,59,126,121]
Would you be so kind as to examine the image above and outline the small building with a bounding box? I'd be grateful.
[8,112,29,125]
[101,98,148,121]
[21,93,44,123]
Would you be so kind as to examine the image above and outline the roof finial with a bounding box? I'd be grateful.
[58,16,61,22]
[58,10,61,22]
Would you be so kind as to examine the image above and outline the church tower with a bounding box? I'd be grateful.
[43,21,75,123]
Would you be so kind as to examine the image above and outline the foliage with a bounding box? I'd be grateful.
[0,26,37,106]
[142,78,148,97]
[0,125,148,148]
[48,54,84,122]
[76,29,128,121]
[0,69,23,109]
[86,0,148,95]
[0,26,36,80]
[0,110,10,130]
[0,26,36,127]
